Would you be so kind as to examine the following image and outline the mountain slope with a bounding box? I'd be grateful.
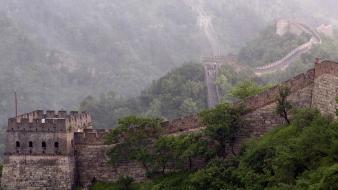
[1,0,338,125]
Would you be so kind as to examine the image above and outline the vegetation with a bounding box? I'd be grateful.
[230,80,272,100]
[93,108,338,190]
[105,116,163,173]
[80,63,208,128]
[105,103,243,177]
[199,103,245,157]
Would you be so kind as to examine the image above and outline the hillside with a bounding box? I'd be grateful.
[80,63,208,128]
[1,0,338,126]
[79,23,338,128]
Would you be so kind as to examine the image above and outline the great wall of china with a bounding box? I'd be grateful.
[201,19,324,107]
[255,20,322,75]
[2,60,338,189]
[184,0,323,108]
[0,3,335,188]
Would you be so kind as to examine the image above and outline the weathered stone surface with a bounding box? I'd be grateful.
[75,144,146,187]
[1,155,75,190]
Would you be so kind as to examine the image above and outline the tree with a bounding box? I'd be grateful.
[276,85,292,124]
[106,116,163,173]
[230,80,268,100]
[154,136,178,175]
[199,103,245,157]
[176,133,212,171]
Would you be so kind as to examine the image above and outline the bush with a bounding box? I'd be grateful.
[117,176,135,190]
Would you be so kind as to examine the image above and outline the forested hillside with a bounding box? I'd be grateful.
[80,23,338,128]
[80,64,207,128]
[1,0,338,127]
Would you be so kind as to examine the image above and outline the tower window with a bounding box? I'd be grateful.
[42,141,46,148]
[16,141,20,148]
[29,141,33,148]
[54,142,59,148]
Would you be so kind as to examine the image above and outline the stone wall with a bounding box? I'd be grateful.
[228,84,314,153]
[73,116,203,187]
[74,130,146,188]
[312,61,338,118]
[5,131,69,155]
[1,155,75,190]
[73,61,327,187]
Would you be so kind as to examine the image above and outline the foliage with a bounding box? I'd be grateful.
[141,63,207,119]
[189,158,242,190]
[116,176,135,190]
[276,85,292,124]
[153,136,179,175]
[188,108,338,190]
[175,133,212,171]
[106,116,163,172]
[80,63,207,128]
[215,64,255,102]
[199,103,245,157]
[230,80,271,100]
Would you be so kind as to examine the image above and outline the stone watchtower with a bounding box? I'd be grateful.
[1,110,92,190]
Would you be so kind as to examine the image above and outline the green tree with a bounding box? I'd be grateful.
[106,116,163,173]
[199,103,245,157]
[190,158,242,190]
[230,80,266,100]
[154,136,178,175]
[176,133,212,171]
[179,98,199,116]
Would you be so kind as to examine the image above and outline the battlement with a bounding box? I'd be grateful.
[8,118,67,132]
[74,129,111,145]
[9,110,92,132]
[14,110,91,120]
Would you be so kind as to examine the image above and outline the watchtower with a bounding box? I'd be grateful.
[1,110,92,190]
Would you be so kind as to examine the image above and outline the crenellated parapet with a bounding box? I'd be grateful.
[8,118,67,132]
[9,110,92,132]
[74,129,111,145]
